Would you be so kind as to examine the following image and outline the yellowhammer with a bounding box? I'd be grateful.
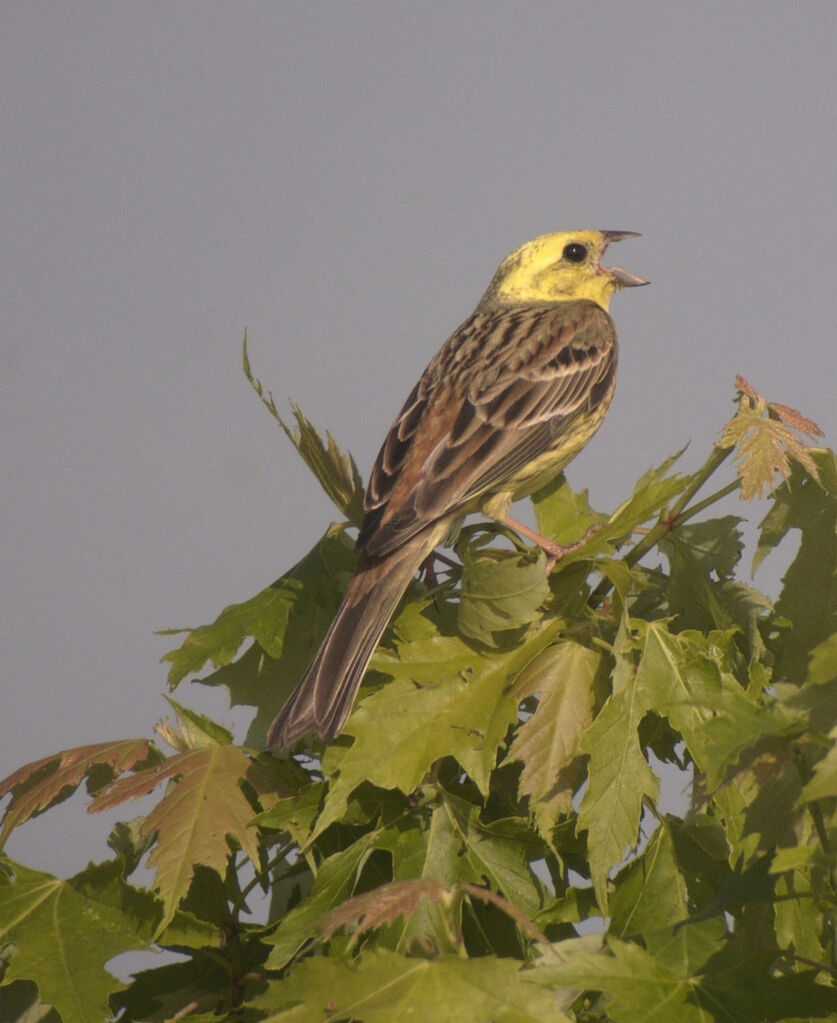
[268,230,647,748]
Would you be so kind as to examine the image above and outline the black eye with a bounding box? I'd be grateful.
[563,243,587,263]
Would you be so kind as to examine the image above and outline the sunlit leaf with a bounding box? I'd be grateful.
[255,947,571,1022]
[720,378,824,499]
[508,642,601,840]
[89,745,261,929]
[532,473,604,545]
[576,673,660,912]
[314,620,563,837]
[457,538,548,644]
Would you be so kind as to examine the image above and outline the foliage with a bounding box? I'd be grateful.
[1,373,836,1022]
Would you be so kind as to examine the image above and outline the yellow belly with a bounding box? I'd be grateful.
[480,401,611,521]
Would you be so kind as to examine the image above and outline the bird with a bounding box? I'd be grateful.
[267,230,647,749]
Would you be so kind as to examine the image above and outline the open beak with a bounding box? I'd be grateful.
[600,231,649,287]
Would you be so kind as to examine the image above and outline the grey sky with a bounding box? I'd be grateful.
[2,4,835,877]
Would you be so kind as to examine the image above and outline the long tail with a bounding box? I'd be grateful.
[267,530,440,749]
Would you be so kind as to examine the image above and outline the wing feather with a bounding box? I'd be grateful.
[359,300,616,556]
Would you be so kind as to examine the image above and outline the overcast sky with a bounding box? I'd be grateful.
[2,3,835,878]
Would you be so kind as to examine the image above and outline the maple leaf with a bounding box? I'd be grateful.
[0,860,150,1023]
[243,336,365,525]
[0,738,156,849]
[507,642,601,842]
[720,376,823,499]
[89,744,261,928]
[318,878,453,945]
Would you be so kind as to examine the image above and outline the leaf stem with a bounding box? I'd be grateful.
[668,478,742,529]
[624,444,734,569]
[230,841,294,921]
[588,444,735,608]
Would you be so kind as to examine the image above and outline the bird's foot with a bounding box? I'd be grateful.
[502,515,604,575]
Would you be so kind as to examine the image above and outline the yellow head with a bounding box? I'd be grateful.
[480,230,648,312]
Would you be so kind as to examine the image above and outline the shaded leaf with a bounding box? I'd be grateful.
[0,979,61,1023]
[264,831,381,971]
[532,936,707,1023]
[438,795,544,918]
[318,878,452,944]
[798,724,837,803]
[377,806,470,954]
[609,823,690,940]
[754,450,837,683]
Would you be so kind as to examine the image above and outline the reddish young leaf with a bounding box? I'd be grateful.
[721,379,823,499]
[0,739,155,848]
[318,878,452,943]
[768,401,824,440]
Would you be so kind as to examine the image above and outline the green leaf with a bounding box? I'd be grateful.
[457,538,549,645]
[314,620,562,836]
[536,925,837,1021]
[378,809,467,954]
[0,979,61,1023]
[532,473,604,545]
[161,529,357,737]
[158,696,234,749]
[532,937,706,1023]
[798,724,837,802]
[609,823,690,940]
[603,450,691,547]
[807,632,837,687]
[437,794,544,919]
[243,335,365,524]
[255,948,571,1022]
[317,878,454,945]
[624,624,798,790]
[264,831,381,971]
[754,450,837,684]
[254,781,325,848]
[0,860,148,1023]
[774,868,826,963]
[508,642,601,841]
[668,516,746,580]
[530,451,690,570]
[89,745,261,930]
[109,950,235,1022]
[576,644,662,911]
[661,518,773,651]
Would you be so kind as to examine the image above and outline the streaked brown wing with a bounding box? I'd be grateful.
[358,300,616,557]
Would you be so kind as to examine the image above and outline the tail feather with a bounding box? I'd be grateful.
[267,531,439,748]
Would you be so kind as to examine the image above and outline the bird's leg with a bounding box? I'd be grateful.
[501,514,603,575]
